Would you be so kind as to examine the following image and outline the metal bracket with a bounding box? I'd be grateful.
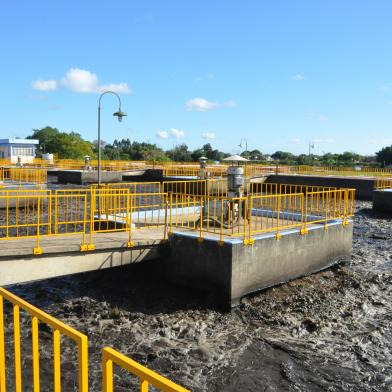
[244,238,255,246]
[300,228,309,235]
[276,233,282,240]
[127,241,135,248]
[33,247,43,256]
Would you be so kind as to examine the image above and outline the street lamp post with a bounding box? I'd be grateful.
[97,91,127,186]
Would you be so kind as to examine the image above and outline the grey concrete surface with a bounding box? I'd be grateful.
[373,189,392,214]
[0,245,162,287]
[0,228,166,286]
[57,170,123,184]
[122,169,164,182]
[166,221,353,308]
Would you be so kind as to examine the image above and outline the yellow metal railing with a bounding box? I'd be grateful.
[249,182,336,195]
[0,168,47,184]
[102,347,189,392]
[0,287,189,392]
[289,165,392,178]
[0,287,89,392]
[162,165,226,178]
[0,186,355,253]
[375,177,392,189]
[168,188,355,243]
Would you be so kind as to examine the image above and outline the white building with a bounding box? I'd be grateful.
[0,138,39,164]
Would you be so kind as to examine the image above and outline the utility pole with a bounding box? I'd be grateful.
[308,140,315,161]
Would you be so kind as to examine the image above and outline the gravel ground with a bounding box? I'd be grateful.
[3,201,392,391]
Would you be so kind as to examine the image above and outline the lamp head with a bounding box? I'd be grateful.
[113,109,127,122]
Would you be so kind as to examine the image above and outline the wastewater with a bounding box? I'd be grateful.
[2,201,392,391]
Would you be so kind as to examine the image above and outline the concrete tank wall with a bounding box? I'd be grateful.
[265,174,375,200]
[166,221,353,308]
[373,189,392,214]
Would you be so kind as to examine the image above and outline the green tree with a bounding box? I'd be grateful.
[376,145,392,166]
[28,126,94,159]
[166,144,192,162]
[271,151,295,162]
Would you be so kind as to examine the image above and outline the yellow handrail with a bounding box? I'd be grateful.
[0,287,89,392]
[102,347,189,392]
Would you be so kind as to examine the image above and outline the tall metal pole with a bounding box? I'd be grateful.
[97,91,124,187]
[98,103,101,186]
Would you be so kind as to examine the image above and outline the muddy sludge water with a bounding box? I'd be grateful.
[3,201,392,391]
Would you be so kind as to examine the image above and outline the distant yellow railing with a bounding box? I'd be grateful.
[0,287,189,392]
[98,179,228,197]
[0,167,47,184]
[249,182,336,195]
[289,165,392,177]
[102,347,189,392]
[162,165,227,178]
[375,178,392,189]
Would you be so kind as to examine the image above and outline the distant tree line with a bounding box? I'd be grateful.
[28,126,392,166]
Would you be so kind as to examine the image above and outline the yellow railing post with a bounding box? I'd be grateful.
[0,295,5,392]
[219,197,224,246]
[53,329,61,392]
[164,196,168,241]
[198,198,204,242]
[88,190,96,250]
[276,194,282,240]
[127,192,134,248]
[102,352,113,392]
[33,197,42,255]
[300,193,308,235]
[141,379,149,392]
[78,336,89,392]
[31,316,40,392]
[13,304,22,392]
[169,193,173,235]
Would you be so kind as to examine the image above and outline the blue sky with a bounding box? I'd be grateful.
[1,1,392,155]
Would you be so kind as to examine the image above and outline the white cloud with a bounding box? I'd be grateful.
[156,128,185,140]
[61,68,98,93]
[32,68,131,94]
[97,83,130,94]
[31,79,58,91]
[201,132,216,140]
[170,128,185,138]
[156,130,169,139]
[186,98,218,112]
[185,98,236,112]
[288,138,301,143]
[292,74,306,81]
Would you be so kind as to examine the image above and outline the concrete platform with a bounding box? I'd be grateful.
[0,228,166,286]
[57,170,123,184]
[373,189,392,214]
[165,219,353,308]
